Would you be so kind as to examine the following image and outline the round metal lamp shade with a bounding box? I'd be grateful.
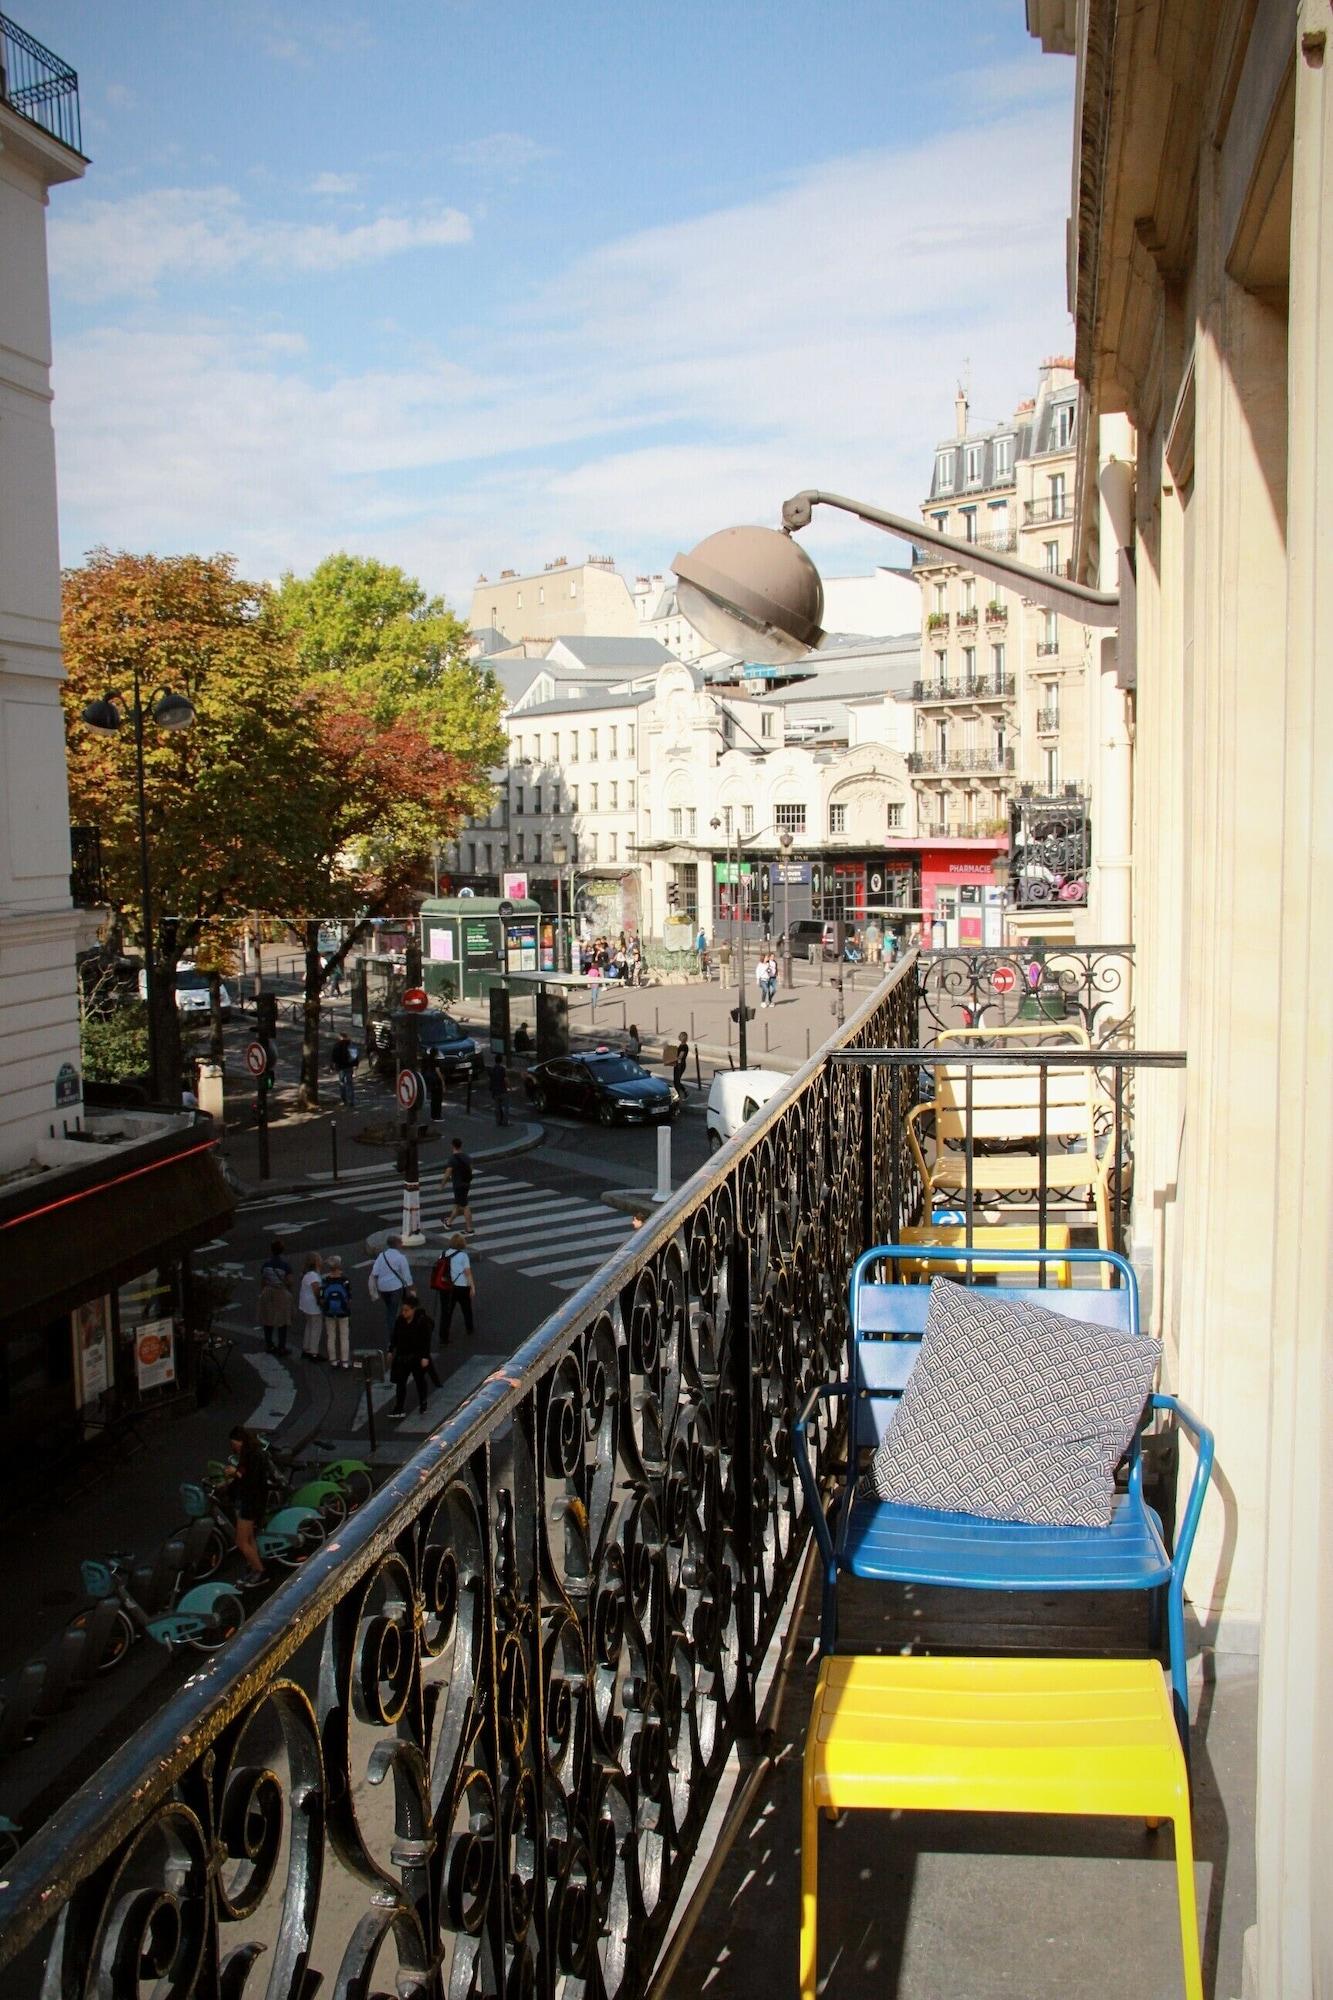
[80,695,122,737]
[152,691,196,731]
[673,525,826,665]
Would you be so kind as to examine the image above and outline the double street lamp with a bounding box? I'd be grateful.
[81,667,196,1100]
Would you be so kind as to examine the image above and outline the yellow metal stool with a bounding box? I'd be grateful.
[801,1654,1202,2000]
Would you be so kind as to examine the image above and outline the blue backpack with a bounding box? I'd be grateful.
[320,1276,351,1316]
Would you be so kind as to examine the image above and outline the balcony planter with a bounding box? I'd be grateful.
[956,610,978,629]
[985,602,1007,623]
[926,612,950,632]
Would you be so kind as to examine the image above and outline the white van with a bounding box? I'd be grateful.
[705,1067,789,1150]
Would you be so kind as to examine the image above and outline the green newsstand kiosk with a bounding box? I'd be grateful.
[419,896,553,1005]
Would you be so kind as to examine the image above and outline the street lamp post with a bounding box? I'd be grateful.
[990,848,1011,945]
[711,813,751,1069]
[552,839,568,971]
[778,829,795,987]
[81,663,195,1101]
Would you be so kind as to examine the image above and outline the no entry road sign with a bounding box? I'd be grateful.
[990,965,1017,994]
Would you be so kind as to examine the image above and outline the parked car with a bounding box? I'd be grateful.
[369,1009,482,1080]
[705,1067,789,1151]
[785,919,841,961]
[524,1050,678,1126]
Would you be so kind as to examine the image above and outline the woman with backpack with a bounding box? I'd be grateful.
[319,1255,352,1368]
[257,1239,293,1356]
[389,1290,438,1417]
[431,1233,476,1340]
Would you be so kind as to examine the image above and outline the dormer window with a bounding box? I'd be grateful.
[1055,404,1074,448]
[935,451,954,493]
[994,435,1013,478]
[965,444,983,487]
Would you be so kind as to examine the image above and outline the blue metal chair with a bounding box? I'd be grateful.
[791,1244,1214,1742]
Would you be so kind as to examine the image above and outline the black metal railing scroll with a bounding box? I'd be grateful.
[0,12,82,152]
[0,957,922,1998]
[917,944,1134,1046]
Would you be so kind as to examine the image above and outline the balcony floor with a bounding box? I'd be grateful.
[669,1570,1255,1999]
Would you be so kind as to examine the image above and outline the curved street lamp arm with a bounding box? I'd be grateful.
[781,489,1120,628]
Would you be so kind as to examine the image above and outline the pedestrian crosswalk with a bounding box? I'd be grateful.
[325,1165,636,1294]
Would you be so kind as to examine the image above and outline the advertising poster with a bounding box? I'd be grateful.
[429,928,454,961]
[72,1295,112,1405]
[539,921,556,972]
[134,1317,176,1392]
[464,920,499,969]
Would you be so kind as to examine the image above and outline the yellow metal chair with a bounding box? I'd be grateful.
[896,1220,1073,1284]
[908,1023,1115,1283]
[800,1653,1203,2000]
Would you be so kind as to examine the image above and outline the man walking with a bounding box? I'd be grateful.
[330,1031,357,1109]
[489,1053,510,1127]
[444,1137,474,1232]
[672,1031,690,1097]
[319,1256,352,1368]
[370,1235,412,1345]
[435,1234,476,1340]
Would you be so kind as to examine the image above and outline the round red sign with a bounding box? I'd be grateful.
[396,1068,421,1110]
[401,987,429,1012]
[990,965,1017,994]
[244,1040,268,1076]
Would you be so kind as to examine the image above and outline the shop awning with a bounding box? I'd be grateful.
[0,1138,235,1337]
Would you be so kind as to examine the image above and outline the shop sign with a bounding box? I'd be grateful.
[771,862,811,885]
[72,1296,112,1405]
[55,1062,81,1107]
[714,861,755,884]
[134,1317,176,1392]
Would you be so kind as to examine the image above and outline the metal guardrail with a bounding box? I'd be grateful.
[0,12,82,152]
[917,944,1133,1044]
[0,960,923,1990]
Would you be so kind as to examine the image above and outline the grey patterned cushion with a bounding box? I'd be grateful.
[867,1281,1161,1528]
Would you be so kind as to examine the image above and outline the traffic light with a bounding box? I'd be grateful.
[255,992,278,1039]
[667,881,680,910]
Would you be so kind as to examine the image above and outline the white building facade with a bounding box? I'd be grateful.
[0,49,97,1176]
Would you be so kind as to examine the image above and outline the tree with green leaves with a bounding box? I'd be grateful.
[271,553,505,1101]
[62,550,310,1101]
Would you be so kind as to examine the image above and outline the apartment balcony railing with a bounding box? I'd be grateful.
[955,608,979,631]
[68,825,106,907]
[912,674,1014,704]
[1023,497,1074,525]
[917,943,1134,1043]
[0,11,82,151]
[909,748,1015,775]
[912,527,1016,567]
[1036,640,1063,657]
[0,956,1193,1998]
[1037,707,1061,733]
[925,611,950,631]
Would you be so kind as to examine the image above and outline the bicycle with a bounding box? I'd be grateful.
[182,1477,328,1571]
[204,1437,373,1528]
[72,1548,245,1662]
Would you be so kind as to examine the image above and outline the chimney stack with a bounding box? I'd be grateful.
[955,385,969,438]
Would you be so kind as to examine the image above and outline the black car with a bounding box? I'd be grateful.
[369,1010,482,1080]
[524,1051,678,1126]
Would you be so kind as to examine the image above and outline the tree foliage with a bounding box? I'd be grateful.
[274,553,504,817]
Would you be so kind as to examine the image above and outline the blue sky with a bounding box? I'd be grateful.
[31,0,1076,610]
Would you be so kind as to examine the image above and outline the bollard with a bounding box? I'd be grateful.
[764,1021,769,1052]
[653,1124,671,1204]
[654,1006,660,1035]
[331,1119,339,1182]
[806,1028,811,1058]
[694,1044,702,1089]
[690,1010,695,1042]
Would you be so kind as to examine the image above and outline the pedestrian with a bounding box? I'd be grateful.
[298,1252,325,1360]
[327,960,344,998]
[489,1052,510,1127]
[766,950,780,1005]
[626,1022,642,1061]
[696,927,708,976]
[257,1238,293,1356]
[221,1427,269,1588]
[422,1051,444,1122]
[388,1290,437,1418]
[444,1137,474,1232]
[754,955,770,1012]
[672,1031,690,1096]
[369,1235,413,1343]
[433,1233,476,1340]
[330,1030,357,1109]
[513,1020,533,1057]
[320,1255,352,1368]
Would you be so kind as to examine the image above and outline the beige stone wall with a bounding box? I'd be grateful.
[0,109,91,1174]
[468,562,638,643]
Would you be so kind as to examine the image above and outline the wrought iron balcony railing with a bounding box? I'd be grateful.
[0,12,82,152]
[0,962,927,1995]
[1037,707,1061,733]
[68,824,105,907]
[1023,498,1074,525]
[912,675,1014,705]
[909,748,1014,775]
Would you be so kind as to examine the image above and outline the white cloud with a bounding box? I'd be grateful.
[451,132,552,176]
[51,93,1074,606]
[306,171,360,196]
[49,187,471,299]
